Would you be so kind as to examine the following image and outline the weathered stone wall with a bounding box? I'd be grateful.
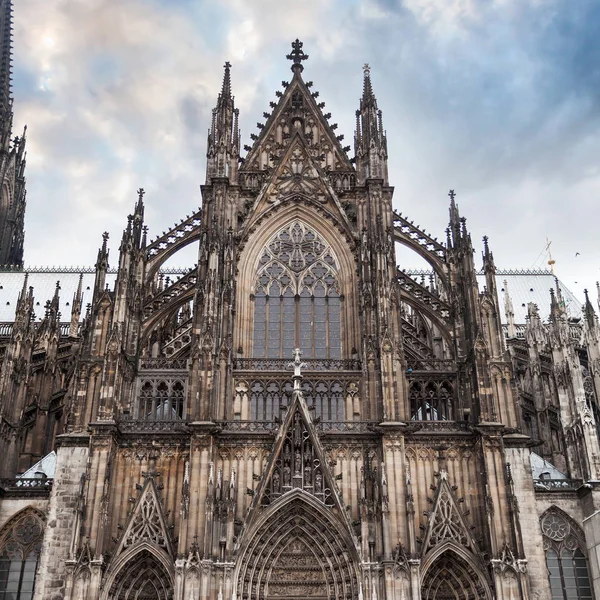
[505,446,552,600]
[33,435,89,600]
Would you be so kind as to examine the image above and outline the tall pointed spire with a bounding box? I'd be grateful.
[354,64,388,185]
[0,0,13,148]
[221,60,232,100]
[504,280,517,339]
[206,61,240,184]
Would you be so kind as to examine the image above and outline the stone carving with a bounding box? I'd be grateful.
[421,471,476,555]
[116,478,173,557]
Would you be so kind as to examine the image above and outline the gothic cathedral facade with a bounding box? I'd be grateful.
[1,6,600,600]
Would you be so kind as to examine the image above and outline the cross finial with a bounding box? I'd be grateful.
[137,187,145,201]
[448,189,455,201]
[286,39,309,68]
[286,348,307,390]
[363,63,371,76]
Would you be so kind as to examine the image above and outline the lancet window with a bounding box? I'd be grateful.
[541,509,592,599]
[253,222,341,359]
[135,377,186,420]
[0,512,44,600]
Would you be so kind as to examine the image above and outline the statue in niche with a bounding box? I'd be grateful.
[284,442,291,465]
[283,465,292,486]
[315,472,322,493]
[294,449,302,474]
[305,462,312,485]
[273,470,281,493]
[294,413,302,446]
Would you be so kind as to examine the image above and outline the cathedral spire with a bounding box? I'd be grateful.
[206,61,240,184]
[0,0,13,150]
[354,64,388,185]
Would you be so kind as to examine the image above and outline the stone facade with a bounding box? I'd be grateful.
[0,16,599,600]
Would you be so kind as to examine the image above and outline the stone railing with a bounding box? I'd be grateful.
[117,419,188,434]
[406,358,456,373]
[0,477,53,496]
[216,420,378,434]
[0,322,80,339]
[410,420,471,433]
[533,478,583,492]
[234,358,361,372]
[139,357,188,370]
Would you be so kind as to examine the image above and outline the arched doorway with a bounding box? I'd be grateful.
[422,548,492,600]
[106,548,173,600]
[236,492,359,600]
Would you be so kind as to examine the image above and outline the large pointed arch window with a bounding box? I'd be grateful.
[253,221,341,359]
[541,509,593,599]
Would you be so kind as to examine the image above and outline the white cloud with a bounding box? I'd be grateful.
[8,0,600,301]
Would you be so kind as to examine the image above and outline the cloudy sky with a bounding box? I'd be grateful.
[12,0,600,303]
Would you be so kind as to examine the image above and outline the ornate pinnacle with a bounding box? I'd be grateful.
[286,348,307,391]
[221,61,232,99]
[137,187,145,201]
[286,39,309,71]
[448,189,456,201]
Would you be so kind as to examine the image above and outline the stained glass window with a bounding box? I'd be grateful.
[253,221,342,359]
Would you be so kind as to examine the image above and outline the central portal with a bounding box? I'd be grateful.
[267,537,328,600]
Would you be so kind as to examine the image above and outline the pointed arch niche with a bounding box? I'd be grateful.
[235,208,358,361]
[235,493,360,600]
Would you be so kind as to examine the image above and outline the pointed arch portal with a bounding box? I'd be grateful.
[107,548,173,600]
[422,548,492,600]
[236,494,359,600]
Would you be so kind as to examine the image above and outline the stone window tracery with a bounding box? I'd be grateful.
[0,511,44,600]
[253,221,341,359]
[135,376,186,420]
[541,509,593,599]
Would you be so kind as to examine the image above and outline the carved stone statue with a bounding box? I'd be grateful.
[283,465,291,486]
[315,472,322,493]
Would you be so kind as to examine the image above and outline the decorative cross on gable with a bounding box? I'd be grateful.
[286,39,309,65]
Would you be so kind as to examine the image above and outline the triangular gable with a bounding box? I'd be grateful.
[421,471,479,556]
[114,477,174,558]
[240,70,354,175]
[246,383,346,520]
[243,132,354,233]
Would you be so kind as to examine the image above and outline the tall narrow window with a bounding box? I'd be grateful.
[252,221,342,359]
[0,511,44,600]
[541,509,593,600]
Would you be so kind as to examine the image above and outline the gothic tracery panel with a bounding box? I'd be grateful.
[253,221,341,359]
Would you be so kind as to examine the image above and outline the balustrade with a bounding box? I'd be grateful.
[534,478,583,492]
